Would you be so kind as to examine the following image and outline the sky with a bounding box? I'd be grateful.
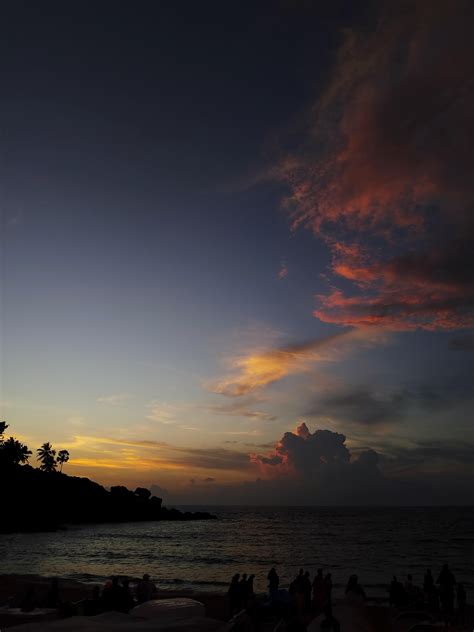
[1,0,473,505]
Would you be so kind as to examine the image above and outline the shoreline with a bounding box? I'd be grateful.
[1,574,472,631]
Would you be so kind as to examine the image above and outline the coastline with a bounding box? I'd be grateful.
[0,573,424,631]
[1,573,472,631]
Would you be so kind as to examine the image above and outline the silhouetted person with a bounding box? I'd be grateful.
[312,569,326,613]
[389,576,405,607]
[324,573,333,617]
[44,578,61,608]
[423,569,434,594]
[136,573,157,605]
[239,573,248,607]
[437,564,455,622]
[267,568,279,596]
[457,583,466,622]
[302,571,311,609]
[404,574,417,605]
[345,574,366,603]
[247,574,255,600]
[84,586,101,616]
[228,573,241,615]
[101,576,128,612]
[121,578,135,612]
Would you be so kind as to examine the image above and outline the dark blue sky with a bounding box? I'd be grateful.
[1,1,473,503]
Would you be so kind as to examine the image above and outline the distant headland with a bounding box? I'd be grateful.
[1,422,216,533]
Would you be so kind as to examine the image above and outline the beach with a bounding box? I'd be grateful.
[1,573,472,631]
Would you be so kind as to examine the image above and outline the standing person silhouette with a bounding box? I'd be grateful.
[437,564,456,623]
[267,567,279,597]
[228,573,241,615]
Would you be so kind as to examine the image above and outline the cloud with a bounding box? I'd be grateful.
[97,393,133,405]
[206,400,276,421]
[306,378,474,426]
[277,262,288,280]
[275,1,474,331]
[448,334,474,352]
[240,423,474,505]
[209,328,386,396]
[173,446,251,472]
[251,422,350,476]
[67,434,252,476]
[146,401,178,424]
[67,428,473,505]
[308,388,409,426]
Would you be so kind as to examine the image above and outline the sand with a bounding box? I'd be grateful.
[0,574,472,631]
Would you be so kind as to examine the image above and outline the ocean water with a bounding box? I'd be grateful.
[2,507,473,599]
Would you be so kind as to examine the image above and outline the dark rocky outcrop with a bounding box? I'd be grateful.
[1,464,216,532]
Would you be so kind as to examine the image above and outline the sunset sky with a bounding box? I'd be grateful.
[2,1,473,504]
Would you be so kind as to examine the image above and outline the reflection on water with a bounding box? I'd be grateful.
[1,506,473,597]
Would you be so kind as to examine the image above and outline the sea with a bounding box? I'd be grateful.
[2,507,473,600]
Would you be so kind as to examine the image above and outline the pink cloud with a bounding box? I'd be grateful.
[276,1,474,331]
[277,261,288,280]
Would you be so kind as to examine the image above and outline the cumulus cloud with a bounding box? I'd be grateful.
[276,0,474,331]
[240,423,473,505]
[251,422,351,476]
[209,328,386,396]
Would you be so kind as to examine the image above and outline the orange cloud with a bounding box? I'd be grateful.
[209,329,386,396]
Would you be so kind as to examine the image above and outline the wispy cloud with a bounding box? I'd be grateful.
[65,434,253,475]
[277,261,288,280]
[209,328,386,397]
[146,401,179,425]
[206,400,276,421]
[275,1,474,331]
[97,393,133,406]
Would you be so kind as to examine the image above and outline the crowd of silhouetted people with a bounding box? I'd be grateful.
[227,563,469,630]
[389,564,467,624]
[4,574,159,617]
[228,566,342,630]
[228,573,256,614]
[86,573,158,614]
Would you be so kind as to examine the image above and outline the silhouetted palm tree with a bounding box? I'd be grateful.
[2,437,32,465]
[37,442,57,472]
[56,449,70,472]
[0,421,8,443]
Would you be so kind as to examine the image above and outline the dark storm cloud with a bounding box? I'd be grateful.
[448,334,474,351]
[309,388,409,425]
[387,440,474,467]
[306,377,474,426]
[172,446,251,472]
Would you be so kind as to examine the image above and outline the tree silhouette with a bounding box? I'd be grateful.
[2,437,32,465]
[0,421,8,443]
[56,449,70,472]
[37,442,57,472]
